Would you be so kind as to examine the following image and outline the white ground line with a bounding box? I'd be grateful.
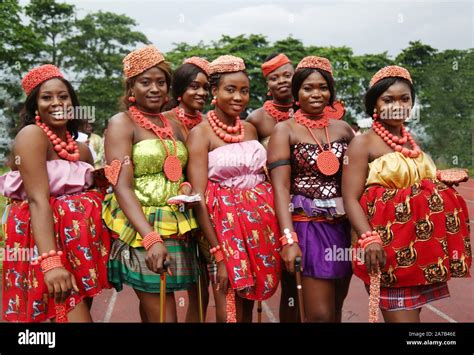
[425,304,457,323]
[102,289,118,323]
[261,300,278,323]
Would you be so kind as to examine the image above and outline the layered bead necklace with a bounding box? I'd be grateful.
[263,100,293,122]
[294,109,340,176]
[174,106,202,131]
[36,116,79,161]
[207,110,245,143]
[372,121,421,158]
[128,106,182,181]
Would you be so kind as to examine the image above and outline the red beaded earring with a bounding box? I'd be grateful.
[372,112,378,120]
[178,97,182,102]
[211,96,217,105]
[295,101,300,106]
[128,95,136,103]
[35,112,41,122]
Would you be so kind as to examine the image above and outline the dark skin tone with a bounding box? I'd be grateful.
[268,71,354,322]
[342,80,423,322]
[247,63,297,322]
[163,71,210,322]
[187,71,258,322]
[13,78,94,322]
[105,66,187,323]
[247,63,294,141]
[163,72,209,136]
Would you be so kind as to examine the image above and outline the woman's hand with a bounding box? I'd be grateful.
[281,244,303,274]
[215,261,228,292]
[364,243,386,274]
[43,268,80,304]
[146,242,171,275]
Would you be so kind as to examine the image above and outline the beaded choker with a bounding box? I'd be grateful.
[174,106,202,130]
[263,100,293,122]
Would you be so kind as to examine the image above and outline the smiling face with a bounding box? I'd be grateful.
[36,78,73,129]
[212,71,250,117]
[375,80,413,128]
[266,63,294,102]
[132,66,169,112]
[181,72,209,112]
[298,71,331,115]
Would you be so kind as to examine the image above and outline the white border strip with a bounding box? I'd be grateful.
[103,289,118,323]
[425,304,457,323]
[262,301,278,323]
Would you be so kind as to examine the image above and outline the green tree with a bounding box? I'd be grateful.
[65,11,149,77]
[24,0,76,66]
[417,49,473,168]
[65,11,149,131]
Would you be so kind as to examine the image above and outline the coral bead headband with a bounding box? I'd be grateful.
[21,64,64,96]
[184,57,211,76]
[123,45,166,79]
[369,65,413,87]
[209,55,246,75]
[296,56,333,76]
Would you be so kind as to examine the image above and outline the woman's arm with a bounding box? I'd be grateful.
[186,125,230,290]
[186,125,219,248]
[77,141,94,166]
[105,114,168,274]
[267,122,302,273]
[14,125,79,303]
[342,135,386,273]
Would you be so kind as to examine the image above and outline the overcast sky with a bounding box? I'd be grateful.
[20,0,473,56]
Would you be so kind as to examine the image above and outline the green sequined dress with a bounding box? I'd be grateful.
[103,139,199,292]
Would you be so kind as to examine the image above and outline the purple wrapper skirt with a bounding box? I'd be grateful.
[292,194,352,279]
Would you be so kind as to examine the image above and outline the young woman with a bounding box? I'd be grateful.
[187,55,281,322]
[163,56,210,132]
[342,65,471,322]
[102,45,199,322]
[268,56,355,322]
[0,64,111,322]
[162,56,211,322]
[247,53,294,148]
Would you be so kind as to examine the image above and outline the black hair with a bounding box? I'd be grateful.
[291,68,335,106]
[208,70,249,95]
[167,63,207,109]
[364,77,416,116]
[20,77,81,139]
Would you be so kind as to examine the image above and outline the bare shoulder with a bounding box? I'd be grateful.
[242,120,257,135]
[77,141,90,153]
[107,111,133,129]
[14,124,49,148]
[273,119,293,134]
[347,131,371,152]
[246,107,265,124]
[187,121,210,143]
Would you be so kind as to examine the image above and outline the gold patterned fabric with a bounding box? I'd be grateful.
[366,151,437,189]
[354,151,472,288]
